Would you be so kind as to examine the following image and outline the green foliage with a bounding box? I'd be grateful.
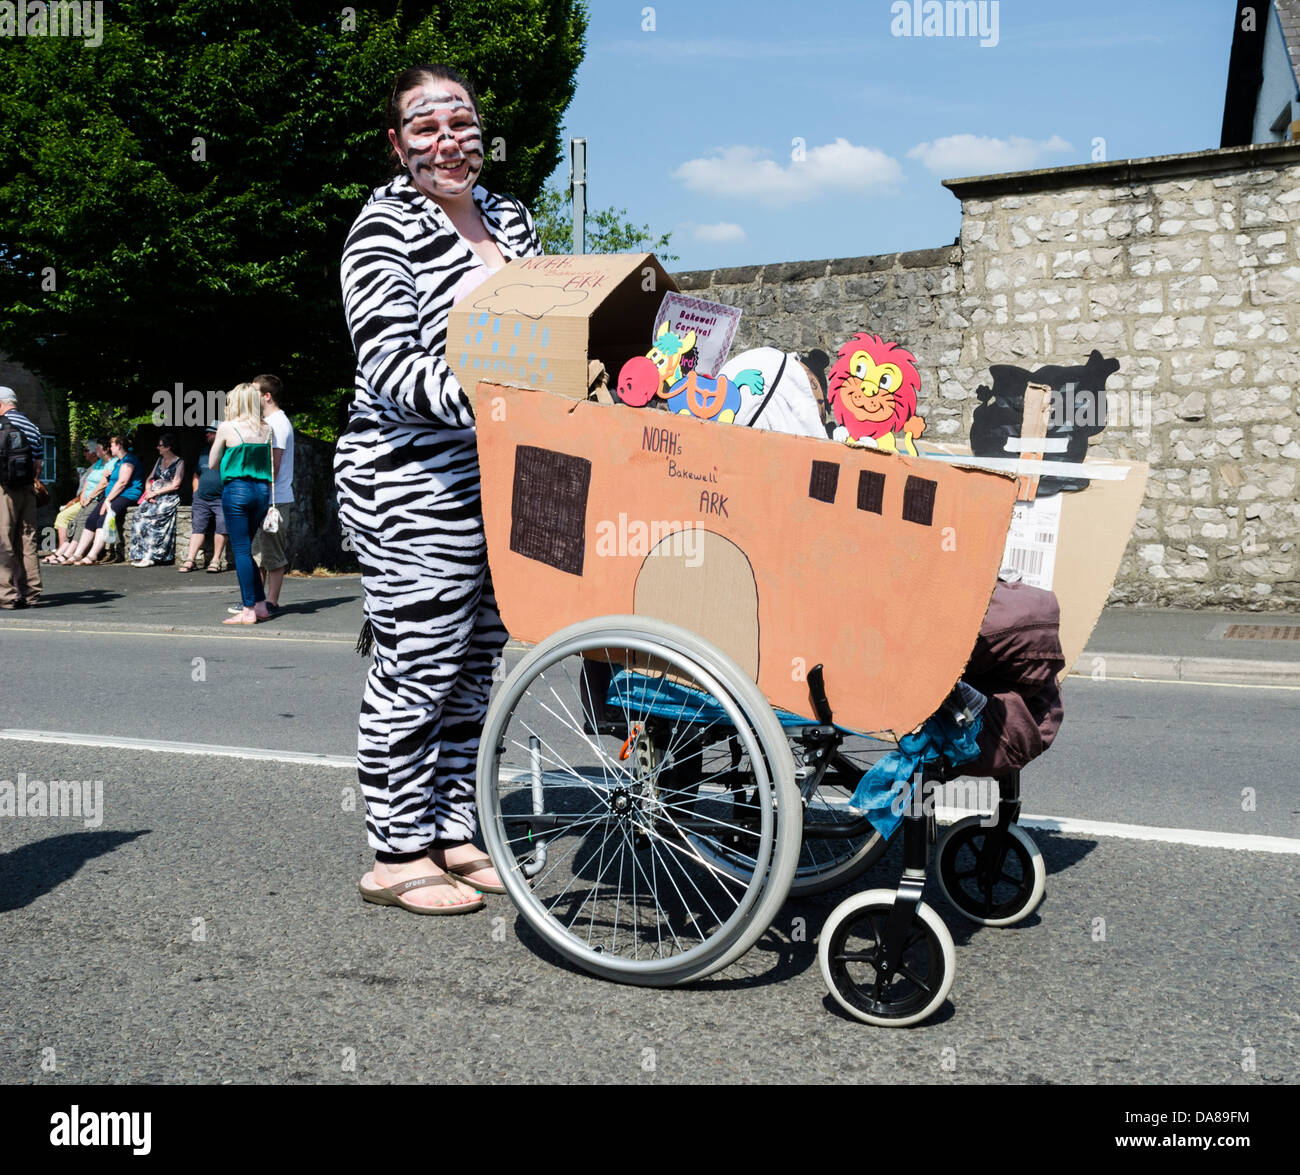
[0,0,588,433]
[533,186,677,262]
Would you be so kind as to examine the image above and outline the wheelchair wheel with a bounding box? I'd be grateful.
[477,616,801,986]
[818,889,955,1027]
[656,729,886,899]
[935,816,1045,927]
[789,734,891,897]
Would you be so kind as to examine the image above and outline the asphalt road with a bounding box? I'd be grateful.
[1,626,1295,836]
[0,626,1297,1084]
[0,743,1296,1084]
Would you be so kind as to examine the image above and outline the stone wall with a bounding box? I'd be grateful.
[673,141,1300,608]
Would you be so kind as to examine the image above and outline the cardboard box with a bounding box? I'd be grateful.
[448,253,676,400]
[476,382,1020,739]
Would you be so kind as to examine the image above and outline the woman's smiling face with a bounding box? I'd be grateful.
[389,80,484,202]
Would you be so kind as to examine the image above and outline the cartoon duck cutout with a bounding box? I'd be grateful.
[616,321,763,423]
[827,332,927,456]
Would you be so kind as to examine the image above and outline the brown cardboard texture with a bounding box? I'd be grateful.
[930,443,1149,678]
[476,382,1020,738]
[1054,458,1149,672]
[448,254,676,400]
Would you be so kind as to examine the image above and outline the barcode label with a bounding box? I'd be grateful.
[1001,494,1062,590]
[1004,545,1045,578]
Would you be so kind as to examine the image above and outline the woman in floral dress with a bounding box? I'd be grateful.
[129,433,185,566]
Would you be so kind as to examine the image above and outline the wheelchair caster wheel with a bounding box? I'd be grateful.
[935,816,1045,927]
[818,889,955,1027]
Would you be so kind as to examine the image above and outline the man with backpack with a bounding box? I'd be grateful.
[0,385,45,609]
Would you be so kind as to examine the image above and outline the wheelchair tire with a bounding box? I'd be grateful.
[477,616,801,986]
[935,816,1046,927]
[819,889,955,1027]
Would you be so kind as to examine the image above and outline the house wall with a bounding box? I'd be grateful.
[1255,0,1300,142]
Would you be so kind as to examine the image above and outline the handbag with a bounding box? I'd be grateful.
[261,437,281,533]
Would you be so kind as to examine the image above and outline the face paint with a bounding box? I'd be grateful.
[395,83,485,200]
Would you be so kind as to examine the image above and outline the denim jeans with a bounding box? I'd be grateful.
[221,477,270,608]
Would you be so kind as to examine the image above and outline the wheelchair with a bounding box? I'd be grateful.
[477,615,1046,1023]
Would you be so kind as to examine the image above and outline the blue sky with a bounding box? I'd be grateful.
[544,0,1237,271]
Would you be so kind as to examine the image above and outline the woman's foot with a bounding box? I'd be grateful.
[178,558,197,572]
[430,844,504,893]
[363,856,482,911]
[222,607,259,625]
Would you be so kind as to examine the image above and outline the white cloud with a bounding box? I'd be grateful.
[906,134,1073,178]
[692,222,746,244]
[672,140,902,207]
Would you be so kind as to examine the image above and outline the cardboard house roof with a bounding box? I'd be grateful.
[448,253,677,401]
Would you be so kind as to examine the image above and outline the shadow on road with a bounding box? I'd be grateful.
[272,595,358,618]
[0,830,149,912]
[31,588,125,607]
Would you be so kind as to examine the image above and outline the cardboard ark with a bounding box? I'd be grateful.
[924,442,1149,677]
[448,254,676,401]
[476,382,1021,738]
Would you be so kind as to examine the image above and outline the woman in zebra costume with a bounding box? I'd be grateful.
[336,65,540,914]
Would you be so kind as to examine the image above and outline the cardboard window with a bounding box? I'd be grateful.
[857,469,886,514]
[509,444,592,576]
[902,476,937,526]
[809,460,840,504]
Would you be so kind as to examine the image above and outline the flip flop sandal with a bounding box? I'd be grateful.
[440,856,509,895]
[178,559,197,572]
[358,874,485,915]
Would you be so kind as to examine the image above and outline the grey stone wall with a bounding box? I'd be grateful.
[673,142,1300,608]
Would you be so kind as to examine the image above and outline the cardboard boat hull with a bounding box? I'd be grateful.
[476,383,1021,737]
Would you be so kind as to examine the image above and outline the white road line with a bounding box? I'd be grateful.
[932,805,1300,855]
[0,729,355,769]
[4,729,1299,855]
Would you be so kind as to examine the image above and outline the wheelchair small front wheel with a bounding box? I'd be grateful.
[935,816,1045,927]
[818,889,955,1027]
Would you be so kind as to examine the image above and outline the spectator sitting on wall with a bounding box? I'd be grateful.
[67,435,143,565]
[180,420,229,573]
[129,432,185,567]
[44,438,110,564]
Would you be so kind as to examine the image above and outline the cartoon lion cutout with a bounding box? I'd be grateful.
[827,332,926,455]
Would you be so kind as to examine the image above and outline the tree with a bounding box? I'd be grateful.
[0,0,587,442]
[532,186,677,261]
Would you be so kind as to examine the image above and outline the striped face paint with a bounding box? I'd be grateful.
[395,84,484,200]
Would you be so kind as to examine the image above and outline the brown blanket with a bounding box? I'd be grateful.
[963,579,1065,776]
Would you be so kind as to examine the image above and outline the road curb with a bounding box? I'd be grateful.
[0,616,357,641]
[1072,650,1300,686]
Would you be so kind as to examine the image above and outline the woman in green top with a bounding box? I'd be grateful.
[208,382,273,625]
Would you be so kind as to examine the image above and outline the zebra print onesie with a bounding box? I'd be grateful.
[335,174,540,854]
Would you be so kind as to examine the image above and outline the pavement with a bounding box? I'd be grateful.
[4,559,1300,685]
